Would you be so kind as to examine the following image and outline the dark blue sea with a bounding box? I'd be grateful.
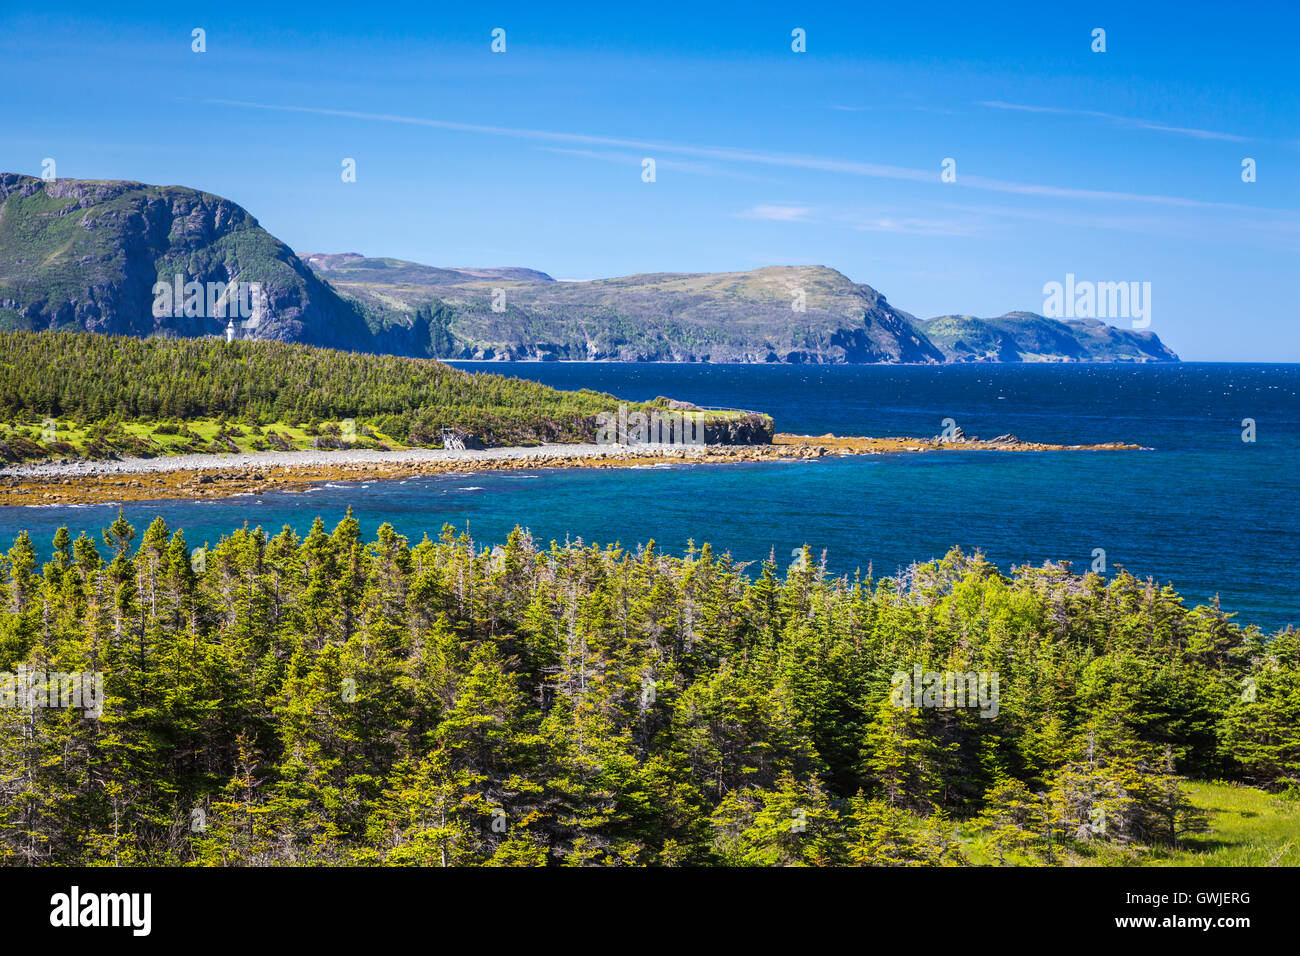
[3,363,1296,631]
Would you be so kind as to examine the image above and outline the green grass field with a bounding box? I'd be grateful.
[0,417,412,459]
[952,782,1299,866]
[1146,782,1300,867]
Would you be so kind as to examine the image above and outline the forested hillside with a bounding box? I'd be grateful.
[0,331,629,453]
[1,515,1293,866]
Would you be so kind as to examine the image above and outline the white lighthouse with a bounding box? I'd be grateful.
[225,319,236,343]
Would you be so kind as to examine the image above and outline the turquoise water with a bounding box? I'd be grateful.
[3,363,1296,631]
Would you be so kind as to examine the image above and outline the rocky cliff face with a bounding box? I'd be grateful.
[0,174,372,350]
[702,413,776,445]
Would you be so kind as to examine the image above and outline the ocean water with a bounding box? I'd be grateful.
[3,363,1296,631]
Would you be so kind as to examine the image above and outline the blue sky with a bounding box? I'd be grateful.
[2,1,1297,360]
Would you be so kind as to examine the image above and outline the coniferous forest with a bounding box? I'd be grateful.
[2,512,1295,866]
[0,331,625,449]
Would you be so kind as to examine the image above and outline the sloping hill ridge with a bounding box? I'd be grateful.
[0,174,1179,363]
[313,254,944,363]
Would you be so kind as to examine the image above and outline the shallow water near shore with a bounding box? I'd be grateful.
[3,362,1297,631]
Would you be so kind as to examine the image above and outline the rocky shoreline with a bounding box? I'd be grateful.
[0,433,1147,507]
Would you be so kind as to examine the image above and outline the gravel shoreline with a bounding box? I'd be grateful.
[0,435,1146,509]
[0,443,699,480]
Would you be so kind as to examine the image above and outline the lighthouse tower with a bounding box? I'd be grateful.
[225,319,236,343]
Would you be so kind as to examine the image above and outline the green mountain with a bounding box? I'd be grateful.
[310,254,943,363]
[920,312,1179,363]
[0,173,373,350]
[0,174,1180,363]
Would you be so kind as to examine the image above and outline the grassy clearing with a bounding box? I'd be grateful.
[0,417,412,459]
[1146,782,1300,867]
[952,781,1300,866]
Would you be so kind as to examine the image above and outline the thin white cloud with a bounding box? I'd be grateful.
[827,103,959,116]
[840,214,987,237]
[739,203,992,237]
[203,98,1260,211]
[740,205,813,221]
[539,146,769,181]
[977,100,1249,143]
